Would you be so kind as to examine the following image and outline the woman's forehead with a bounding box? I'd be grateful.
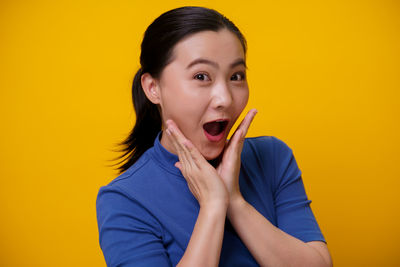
[170,29,245,69]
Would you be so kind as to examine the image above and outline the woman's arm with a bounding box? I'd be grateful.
[176,201,227,267]
[227,196,332,267]
[167,121,229,267]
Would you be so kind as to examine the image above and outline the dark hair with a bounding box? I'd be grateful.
[113,6,247,174]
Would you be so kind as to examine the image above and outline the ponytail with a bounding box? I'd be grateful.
[114,68,162,174]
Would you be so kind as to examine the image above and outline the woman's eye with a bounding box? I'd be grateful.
[194,73,210,81]
[231,72,246,81]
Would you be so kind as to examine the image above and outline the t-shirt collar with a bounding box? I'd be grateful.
[152,131,182,176]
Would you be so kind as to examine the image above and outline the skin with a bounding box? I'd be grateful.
[141,29,333,267]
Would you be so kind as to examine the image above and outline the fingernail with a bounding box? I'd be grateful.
[166,129,171,136]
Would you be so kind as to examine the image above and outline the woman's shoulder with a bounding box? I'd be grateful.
[241,135,302,195]
[243,135,294,157]
[97,149,157,197]
[241,135,297,180]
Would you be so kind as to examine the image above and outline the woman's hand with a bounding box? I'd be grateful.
[216,109,257,203]
[166,109,257,206]
[166,120,229,209]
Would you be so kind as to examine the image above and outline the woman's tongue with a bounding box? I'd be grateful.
[203,121,223,136]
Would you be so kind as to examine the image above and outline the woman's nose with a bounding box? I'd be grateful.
[210,81,233,110]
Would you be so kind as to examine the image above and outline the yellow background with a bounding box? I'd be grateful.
[1,0,399,266]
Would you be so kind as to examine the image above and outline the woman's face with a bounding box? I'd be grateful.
[156,29,249,160]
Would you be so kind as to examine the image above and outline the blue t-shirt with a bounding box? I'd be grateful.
[96,133,325,267]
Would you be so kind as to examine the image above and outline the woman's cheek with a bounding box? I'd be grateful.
[236,89,249,111]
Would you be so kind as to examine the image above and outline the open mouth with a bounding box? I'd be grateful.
[203,120,229,141]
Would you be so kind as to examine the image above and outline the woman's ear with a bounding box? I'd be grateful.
[141,72,161,104]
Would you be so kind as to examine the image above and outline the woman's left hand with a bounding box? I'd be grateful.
[216,109,257,203]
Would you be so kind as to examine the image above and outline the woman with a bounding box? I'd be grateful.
[96,6,332,267]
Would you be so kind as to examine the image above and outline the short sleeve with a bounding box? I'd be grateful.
[96,186,172,267]
[272,137,326,243]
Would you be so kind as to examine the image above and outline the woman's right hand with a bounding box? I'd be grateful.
[166,119,229,209]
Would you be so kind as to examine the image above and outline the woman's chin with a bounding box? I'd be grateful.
[201,144,225,161]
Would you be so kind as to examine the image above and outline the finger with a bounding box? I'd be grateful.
[166,126,190,168]
[167,120,207,168]
[166,120,197,169]
[238,109,257,137]
[166,120,187,146]
[181,138,209,168]
[229,109,257,151]
[231,128,243,146]
[224,128,243,162]
[175,161,200,199]
[227,109,257,147]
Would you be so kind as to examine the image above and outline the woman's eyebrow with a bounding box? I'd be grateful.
[186,58,247,69]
